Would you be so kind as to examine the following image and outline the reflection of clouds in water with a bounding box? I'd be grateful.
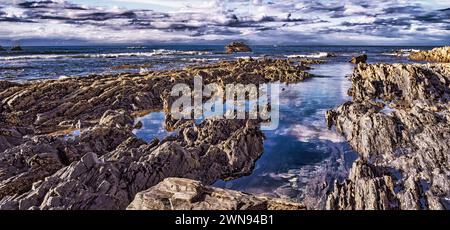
[133,112,172,141]
[284,124,345,143]
[308,63,354,100]
[276,109,345,143]
[217,63,359,200]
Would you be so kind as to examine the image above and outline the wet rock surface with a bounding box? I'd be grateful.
[225,42,252,54]
[326,63,450,210]
[409,46,450,63]
[127,177,306,210]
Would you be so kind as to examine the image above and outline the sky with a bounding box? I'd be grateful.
[0,0,449,45]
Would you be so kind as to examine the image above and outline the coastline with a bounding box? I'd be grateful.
[0,46,449,210]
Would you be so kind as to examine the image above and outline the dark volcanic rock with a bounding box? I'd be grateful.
[409,46,450,63]
[326,63,450,210]
[349,54,367,64]
[127,178,306,210]
[225,42,252,54]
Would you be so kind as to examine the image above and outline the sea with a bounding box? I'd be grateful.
[0,45,435,201]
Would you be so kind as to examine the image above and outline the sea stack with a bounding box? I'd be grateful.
[225,41,252,54]
[349,54,367,64]
[11,45,23,51]
[409,46,450,63]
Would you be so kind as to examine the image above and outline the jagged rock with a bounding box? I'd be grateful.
[0,118,264,210]
[349,54,367,64]
[326,63,450,210]
[0,58,309,134]
[409,46,450,63]
[127,178,306,210]
[326,159,399,210]
[0,58,312,210]
[225,42,252,54]
[0,109,136,200]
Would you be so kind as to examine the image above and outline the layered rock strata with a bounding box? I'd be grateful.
[0,58,309,135]
[409,46,450,63]
[127,177,306,210]
[0,114,264,209]
[326,63,450,210]
[1,58,315,209]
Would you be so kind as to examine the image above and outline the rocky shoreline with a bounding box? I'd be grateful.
[0,58,312,210]
[325,63,450,210]
[2,45,449,210]
[409,46,450,63]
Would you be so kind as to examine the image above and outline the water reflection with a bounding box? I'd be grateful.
[133,112,173,142]
[131,62,358,201]
[215,63,357,200]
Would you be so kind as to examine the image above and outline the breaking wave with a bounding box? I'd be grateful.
[0,49,212,61]
[286,52,331,59]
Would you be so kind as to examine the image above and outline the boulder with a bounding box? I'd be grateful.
[349,54,367,64]
[225,42,252,54]
[127,178,306,210]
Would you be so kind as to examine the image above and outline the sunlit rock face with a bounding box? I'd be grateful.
[127,177,306,210]
[225,42,252,54]
[326,63,450,210]
[409,46,450,63]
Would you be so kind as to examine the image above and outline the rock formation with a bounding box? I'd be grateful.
[0,46,5,52]
[409,46,450,63]
[0,58,309,135]
[225,42,252,54]
[1,58,316,210]
[0,115,264,209]
[127,178,306,210]
[326,63,450,210]
[349,54,367,64]
[11,46,23,52]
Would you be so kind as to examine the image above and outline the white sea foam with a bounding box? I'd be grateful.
[382,49,421,57]
[0,49,212,61]
[286,52,330,59]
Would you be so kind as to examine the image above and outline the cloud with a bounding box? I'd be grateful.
[0,0,449,45]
